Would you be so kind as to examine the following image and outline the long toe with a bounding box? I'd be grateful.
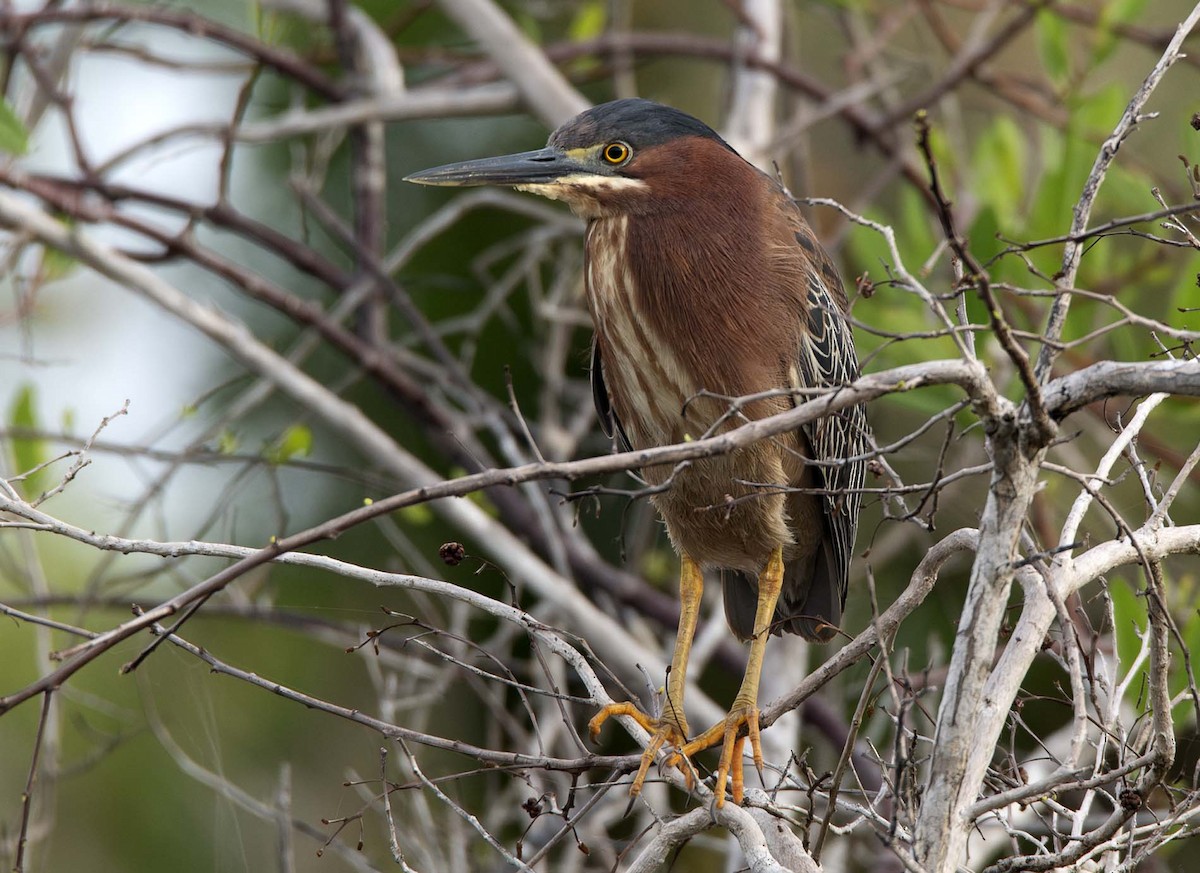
[589,701,694,797]
[683,703,762,807]
[632,721,695,796]
[588,700,661,740]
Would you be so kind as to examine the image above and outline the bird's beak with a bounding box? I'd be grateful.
[404,146,584,188]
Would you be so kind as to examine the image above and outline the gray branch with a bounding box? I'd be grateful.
[1044,358,1200,418]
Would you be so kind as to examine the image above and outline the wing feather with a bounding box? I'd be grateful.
[790,223,869,610]
[591,341,633,453]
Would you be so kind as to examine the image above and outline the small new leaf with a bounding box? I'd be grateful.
[8,385,47,496]
[217,429,239,455]
[1035,9,1071,89]
[0,98,30,155]
[267,424,313,464]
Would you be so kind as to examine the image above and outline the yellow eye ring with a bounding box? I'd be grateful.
[602,142,631,165]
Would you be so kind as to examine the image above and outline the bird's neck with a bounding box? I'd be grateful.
[585,198,800,405]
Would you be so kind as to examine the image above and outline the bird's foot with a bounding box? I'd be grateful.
[678,699,762,807]
[589,702,696,797]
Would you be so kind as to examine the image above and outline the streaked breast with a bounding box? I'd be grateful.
[585,217,693,448]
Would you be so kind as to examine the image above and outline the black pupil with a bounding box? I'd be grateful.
[607,145,624,161]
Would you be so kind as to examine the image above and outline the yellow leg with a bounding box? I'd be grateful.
[589,554,704,796]
[678,545,784,807]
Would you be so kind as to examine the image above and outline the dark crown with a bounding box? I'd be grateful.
[549,99,734,154]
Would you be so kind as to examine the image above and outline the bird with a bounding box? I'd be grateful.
[406,98,868,807]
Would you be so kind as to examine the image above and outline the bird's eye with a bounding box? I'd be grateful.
[602,142,631,165]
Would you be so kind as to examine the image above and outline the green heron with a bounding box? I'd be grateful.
[407,99,868,807]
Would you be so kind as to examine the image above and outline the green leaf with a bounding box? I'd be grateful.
[217,429,239,455]
[8,384,47,497]
[639,548,675,588]
[266,424,313,464]
[1093,0,1149,66]
[846,208,893,278]
[1109,576,1145,670]
[1027,125,1091,251]
[0,98,29,156]
[1175,582,1200,697]
[1097,162,1153,216]
[1099,0,1150,30]
[1035,9,1071,89]
[968,203,1002,265]
[568,1,606,41]
[398,503,434,527]
[896,185,936,265]
[39,246,78,281]
[1075,84,1126,139]
[514,11,541,42]
[926,124,957,178]
[973,116,1027,229]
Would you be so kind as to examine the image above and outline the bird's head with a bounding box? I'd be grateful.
[405,99,741,219]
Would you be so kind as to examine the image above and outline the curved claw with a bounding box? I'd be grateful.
[589,701,658,739]
[589,701,696,795]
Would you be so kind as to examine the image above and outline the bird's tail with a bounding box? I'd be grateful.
[722,543,841,643]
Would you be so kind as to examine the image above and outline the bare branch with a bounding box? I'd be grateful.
[428,0,588,127]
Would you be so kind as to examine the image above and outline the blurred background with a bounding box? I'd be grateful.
[2,1,1199,870]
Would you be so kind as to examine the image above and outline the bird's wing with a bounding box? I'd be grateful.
[591,340,633,453]
[790,223,869,605]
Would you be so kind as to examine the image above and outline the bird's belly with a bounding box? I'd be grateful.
[595,323,799,571]
[586,217,804,572]
[651,432,805,573]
